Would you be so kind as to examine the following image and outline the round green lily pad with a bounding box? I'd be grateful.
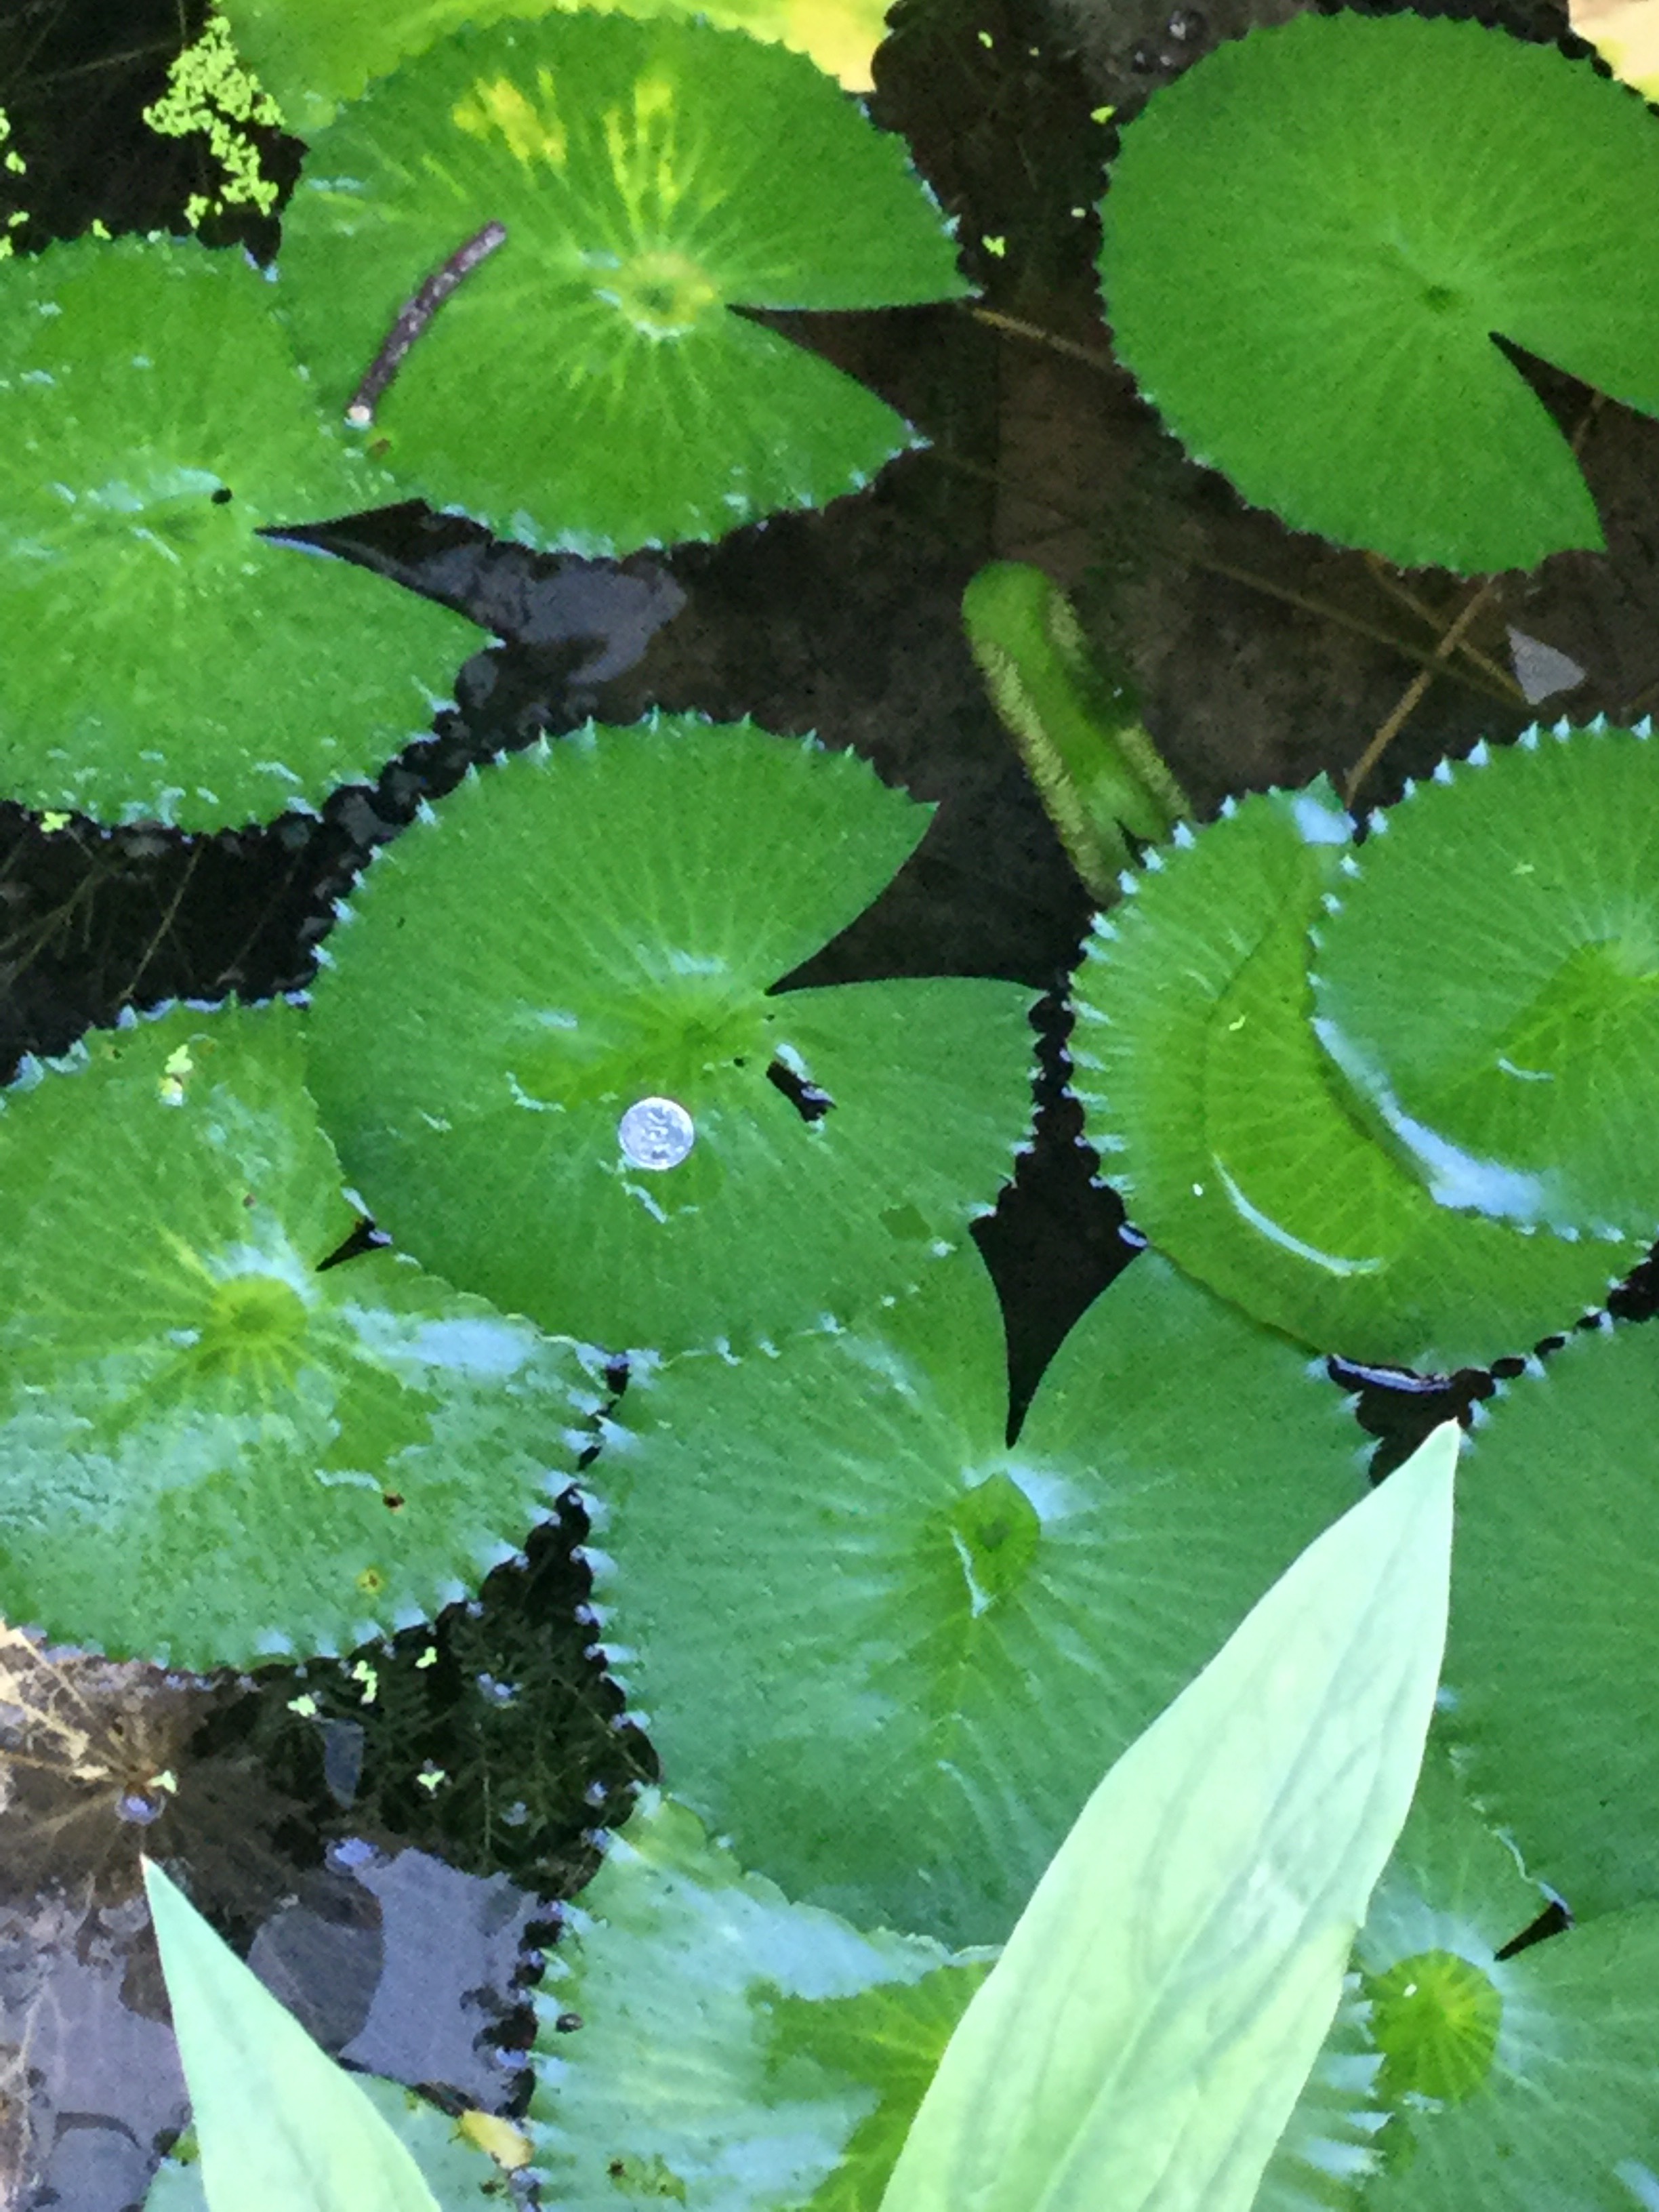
[0,234,482,830]
[1069,785,1642,1368]
[1441,1314,1659,1919]
[1340,1738,1659,2209]
[1311,723,1659,1242]
[304,716,1037,1355]
[0,1000,602,1670]
[1099,12,1659,573]
[530,1790,989,2211]
[275,10,968,553]
[588,1240,1361,1947]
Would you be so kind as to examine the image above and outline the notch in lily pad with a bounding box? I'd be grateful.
[304,715,1038,1356]
[0,234,481,830]
[275,11,970,553]
[1099,12,1659,573]
[585,1237,1361,1947]
[0,1000,604,1670]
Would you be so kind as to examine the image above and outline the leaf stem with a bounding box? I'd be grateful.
[346,220,508,428]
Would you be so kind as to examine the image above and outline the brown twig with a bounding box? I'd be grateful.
[346,221,508,428]
[1344,577,1500,806]
[965,304,1118,373]
[1362,555,1526,704]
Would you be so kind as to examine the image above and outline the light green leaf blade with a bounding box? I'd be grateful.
[1070,785,1641,1366]
[529,1790,989,2210]
[0,1000,602,1668]
[1437,1312,1659,1918]
[1310,722,1659,1241]
[305,717,1036,1355]
[591,1240,1361,1946]
[142,1856,441,2212]
[878,1422,1456,2212]
[276,12,965,553]
[145,2075,510,2212]
[1099,13,1659,573]
[0,234,480,830]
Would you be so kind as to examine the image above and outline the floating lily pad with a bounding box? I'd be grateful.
[529,1790,989,2211]
[275,11,967,553]
[0,234,481,830]
[1099,12,1659,573]
[304,716,1036,1355]
[1338,1738,1659,2210]
[588,1239,1359,1947]
[0,1000,602,1669]
[1439,1315,1659,1919]
[217,0,890,139]
[1069,786,1641,1368]
[1311,724,1659,1242]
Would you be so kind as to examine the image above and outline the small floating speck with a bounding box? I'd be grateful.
[619,1096,695,1170]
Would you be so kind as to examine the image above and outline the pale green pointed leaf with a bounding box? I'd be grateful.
[1099,12,1659,574]
[276,13,965,553]
[1069,785,1641,1366]
[591,1240,1360,1946]
[529,1790,989,2210]
[1310,722,1659,1242]
[877,1422,1456,2212]
[142,1856,441,2212]
[0,1000,602,1668]
[0,234,480,829]
[305,717,1036,1355]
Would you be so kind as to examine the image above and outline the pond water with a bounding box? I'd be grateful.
[3,0,1659,2202]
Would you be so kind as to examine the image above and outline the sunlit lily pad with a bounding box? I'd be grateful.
[0,234,481,830]
[529,1790,989,2212]
[587,1240,1359,1947]
[1440,1315,1659,1919]
[275,11,966,553]
[304,716,1036,1355]
[0,1000,602,1669]
[1099,12,1659,573]
[216,0,890,139]
[1336,1736,1659,2210]
[1069,786,1641,1368]
[1311,723,1659,1242]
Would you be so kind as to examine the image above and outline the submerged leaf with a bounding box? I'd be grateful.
[1311,722,1659,1241]
[876,1422,1454,2212]
[305,717,1036,1355]
[1069,785,1641,1366]
[589,1239,1360,1946]
[276,12,965,552]
[0,1001,601,1668]
[0,234,480,829]
[1100,13,1659,572]
[528,1790,989,2210]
